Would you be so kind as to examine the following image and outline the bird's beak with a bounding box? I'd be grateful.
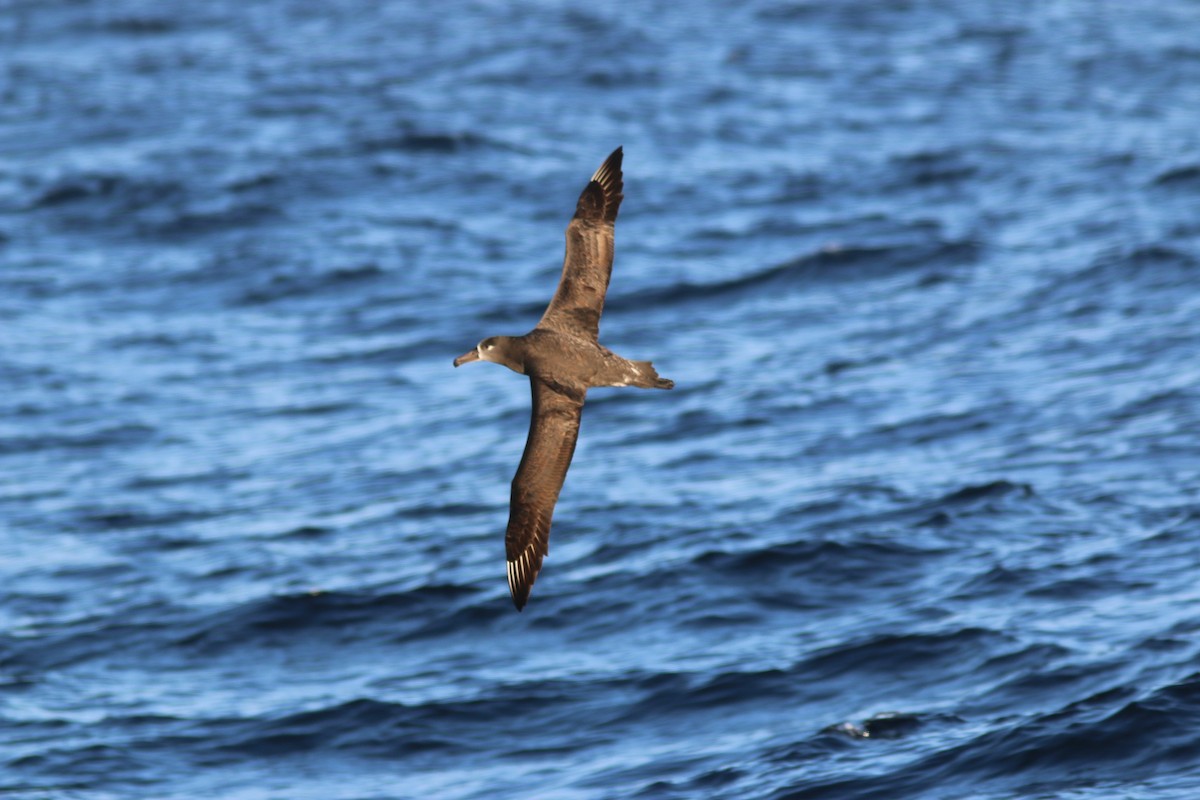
[453,348,480,367]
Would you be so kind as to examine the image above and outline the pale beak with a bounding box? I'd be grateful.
[453,348,481,367]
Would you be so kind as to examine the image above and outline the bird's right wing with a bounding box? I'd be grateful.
[537,147,624,341]
[505,377,586,610]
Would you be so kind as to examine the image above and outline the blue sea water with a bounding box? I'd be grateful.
[2,0,1200,797]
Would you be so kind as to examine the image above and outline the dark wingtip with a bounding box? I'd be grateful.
[509,578,531,611]
[604,145,623,174]
[507,548,541,611]
[574,147,624,223]
[656,378,675,390]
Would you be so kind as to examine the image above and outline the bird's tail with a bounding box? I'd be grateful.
[633,361,674,390]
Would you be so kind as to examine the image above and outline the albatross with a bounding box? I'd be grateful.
[453,147,674,611]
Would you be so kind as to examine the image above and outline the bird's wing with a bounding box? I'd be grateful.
[505,377,586,610]
[537,147,624,342]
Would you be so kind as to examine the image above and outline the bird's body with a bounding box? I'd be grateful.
[476,330,671,395]
[454,147,673,610]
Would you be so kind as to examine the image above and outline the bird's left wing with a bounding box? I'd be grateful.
[505,377,586,610]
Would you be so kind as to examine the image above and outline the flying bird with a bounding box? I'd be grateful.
[454,147,674,611]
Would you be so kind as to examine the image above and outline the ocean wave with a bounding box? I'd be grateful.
[611,238,980,310]
[6,1,1199,798]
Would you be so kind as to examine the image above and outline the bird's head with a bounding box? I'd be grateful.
[453,336,506,367]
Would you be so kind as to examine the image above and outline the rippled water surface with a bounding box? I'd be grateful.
[3,1,1200,798]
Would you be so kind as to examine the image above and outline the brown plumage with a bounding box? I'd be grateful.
[453,147,674,611]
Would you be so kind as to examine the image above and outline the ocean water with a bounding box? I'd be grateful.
[3,0,1200,797]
